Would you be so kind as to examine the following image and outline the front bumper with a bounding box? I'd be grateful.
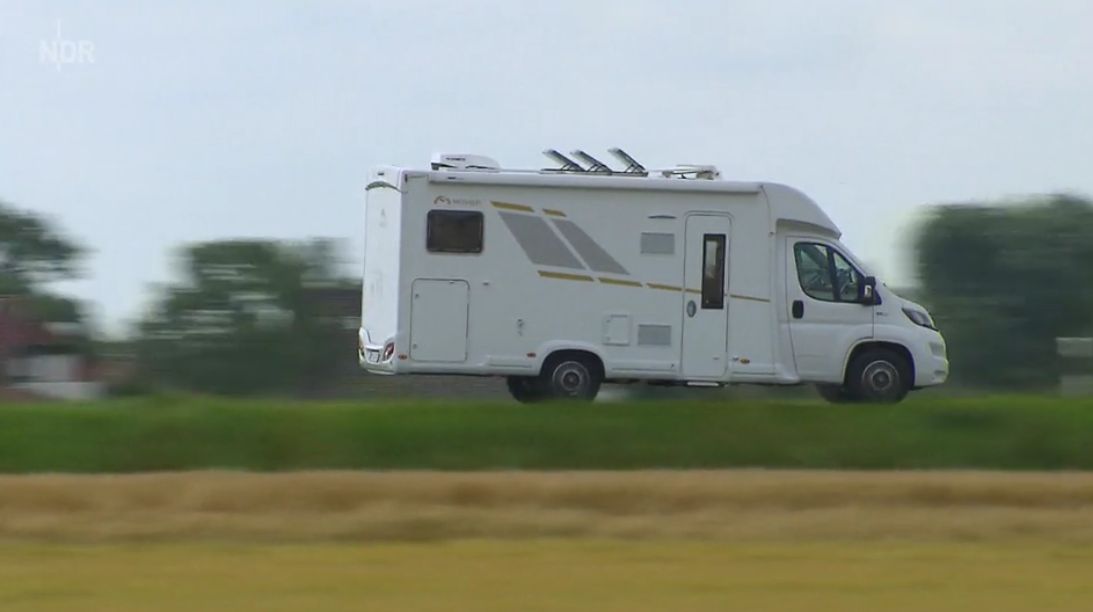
[915,337,949,386]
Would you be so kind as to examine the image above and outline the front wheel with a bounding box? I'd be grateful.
[506,376,546,404]
[844,348,912,404]
[815,383,857,404]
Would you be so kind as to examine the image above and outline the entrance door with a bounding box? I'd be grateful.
[409,278,470,362]
[680,214,732,379]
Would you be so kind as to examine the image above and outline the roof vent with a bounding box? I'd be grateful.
[660,164,722,180]
[430,153,500,171]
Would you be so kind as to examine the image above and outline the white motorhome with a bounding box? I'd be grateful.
[358,148,948,404]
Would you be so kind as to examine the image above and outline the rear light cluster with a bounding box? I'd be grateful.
[383,342,395,361]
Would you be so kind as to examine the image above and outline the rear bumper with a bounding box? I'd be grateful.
[358,328,397,374]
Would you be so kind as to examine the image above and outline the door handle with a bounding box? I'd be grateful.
[792,300,804,319]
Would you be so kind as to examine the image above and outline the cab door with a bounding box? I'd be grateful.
[785,237,875,382]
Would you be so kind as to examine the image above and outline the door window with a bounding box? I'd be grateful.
[793,242,862,303]
[701,234,726,309]
[831,251,861,302]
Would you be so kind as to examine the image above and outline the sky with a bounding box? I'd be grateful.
[1,0,1091,336]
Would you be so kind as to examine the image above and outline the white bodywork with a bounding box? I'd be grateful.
[359,153,948,391]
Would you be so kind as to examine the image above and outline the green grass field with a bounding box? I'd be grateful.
[0,395,1091,472]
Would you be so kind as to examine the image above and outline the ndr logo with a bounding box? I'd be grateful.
[39,20,95,71]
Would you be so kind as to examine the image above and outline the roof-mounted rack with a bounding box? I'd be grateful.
[542,149,586,173]
[541,147,651,177]
[425,148,721,180]
[570,149,613,173]
[608,147,648,176]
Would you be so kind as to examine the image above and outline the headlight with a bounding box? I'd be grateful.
[902,308,936,330]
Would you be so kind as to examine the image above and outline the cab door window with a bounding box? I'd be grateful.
[831,250,861,302]
[793,242,862,303]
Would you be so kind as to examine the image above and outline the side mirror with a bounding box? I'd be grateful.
[858,275,877,305]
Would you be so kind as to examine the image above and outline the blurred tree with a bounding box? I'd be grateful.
[911,193,1093,389]
[0,198,90,340]
[135,237,355,396]
[0,199,85,292]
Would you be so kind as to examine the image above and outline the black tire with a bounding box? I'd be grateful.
[506,376,546,404]
[844,348,912,404]
[538,354,603,401]
[815,383,857,404]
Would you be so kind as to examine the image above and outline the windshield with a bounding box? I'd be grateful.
[834,241,887,287]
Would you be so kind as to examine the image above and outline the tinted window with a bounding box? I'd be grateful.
[701,233,726,309]
[427,210,483,253]
[831,250,861,302]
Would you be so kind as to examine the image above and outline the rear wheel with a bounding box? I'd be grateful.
[537,353,603,401]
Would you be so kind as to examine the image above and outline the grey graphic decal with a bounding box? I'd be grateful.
[497,211,585,270]
[551,219,630,276]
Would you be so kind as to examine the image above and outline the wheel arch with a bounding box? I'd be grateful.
[843,340,915,386]
[539,348,606,380]
[533,341,608,378]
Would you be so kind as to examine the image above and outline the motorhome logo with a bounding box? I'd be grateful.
[434,195,480,207]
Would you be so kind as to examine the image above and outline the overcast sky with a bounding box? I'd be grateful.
[2,0,1091,335]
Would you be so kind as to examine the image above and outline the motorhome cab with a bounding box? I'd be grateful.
[359,148,949,404]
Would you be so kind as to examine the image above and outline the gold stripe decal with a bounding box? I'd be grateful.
[599,277,643,287]
[542,208,566,217]
[730,293,770,303]
[538,273,771,301]
[491,201,535,213]
[538,270,595,282]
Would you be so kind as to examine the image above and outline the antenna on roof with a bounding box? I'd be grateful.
[570,149,614,173]
[542,149,587,173]
[608,147,648,175]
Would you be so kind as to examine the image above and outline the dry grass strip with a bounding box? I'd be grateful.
[6,543,1093,612]
[2,470,1093,544]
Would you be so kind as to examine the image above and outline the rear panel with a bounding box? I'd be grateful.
[360,167,404,354]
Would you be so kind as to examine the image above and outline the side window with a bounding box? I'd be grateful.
[426,210,483,254]
[793,242,862,303]
[701,233,726,309]
[794,243,835,301]
[831,251,861,302]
